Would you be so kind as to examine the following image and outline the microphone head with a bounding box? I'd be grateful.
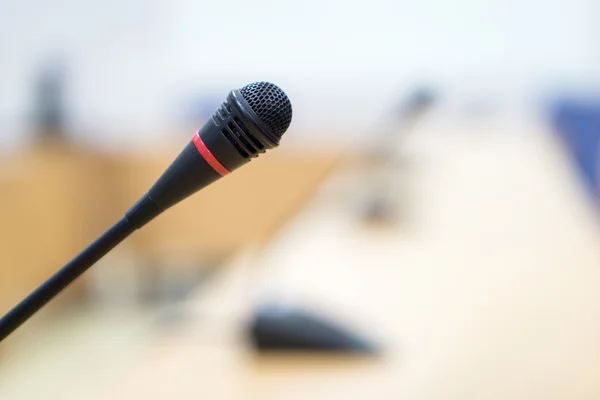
[239,82,293,138]
[130,81,292,221]
[221,82,291,157]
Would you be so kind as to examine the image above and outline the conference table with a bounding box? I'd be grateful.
[98,124,600,399]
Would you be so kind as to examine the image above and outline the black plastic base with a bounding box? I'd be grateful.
[248,304,380,354]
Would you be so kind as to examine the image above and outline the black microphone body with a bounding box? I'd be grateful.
[0,82,292,342]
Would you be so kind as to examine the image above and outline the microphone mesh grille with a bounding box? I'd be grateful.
[240,82,292,137]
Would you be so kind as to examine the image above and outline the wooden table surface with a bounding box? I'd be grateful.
[98,126,600,400]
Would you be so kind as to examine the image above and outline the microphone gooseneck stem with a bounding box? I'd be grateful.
[0,217,135,343]
[0,81,292,344]
[0,193,162,343]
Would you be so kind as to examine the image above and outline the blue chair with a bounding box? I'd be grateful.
[551,99,600,201]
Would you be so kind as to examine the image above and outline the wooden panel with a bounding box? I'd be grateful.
[115,149,341,259]
[0,146,113,315]
[0,145,340,315]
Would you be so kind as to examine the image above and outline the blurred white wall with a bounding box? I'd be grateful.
[0,0,599,149]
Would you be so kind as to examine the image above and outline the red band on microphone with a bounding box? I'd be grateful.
[192,132,230,176]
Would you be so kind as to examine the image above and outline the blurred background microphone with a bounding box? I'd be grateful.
[359,86,438,226]
[31,59,68,144]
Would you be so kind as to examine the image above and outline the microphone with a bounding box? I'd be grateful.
[0,82,293,342]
